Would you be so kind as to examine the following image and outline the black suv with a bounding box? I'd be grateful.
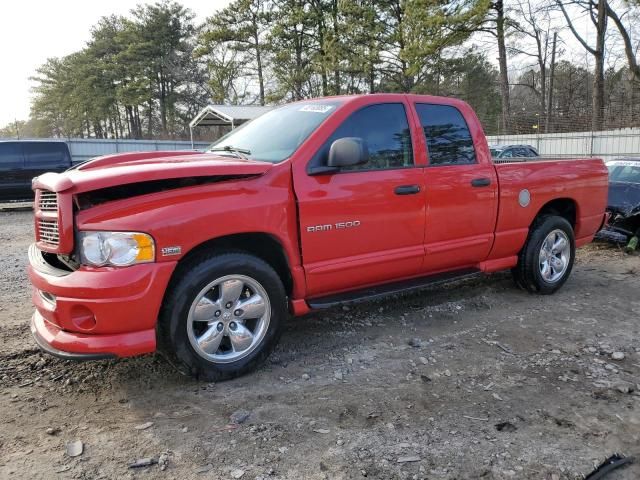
[0,141,72,200]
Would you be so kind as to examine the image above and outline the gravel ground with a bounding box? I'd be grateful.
[0,210,639,480]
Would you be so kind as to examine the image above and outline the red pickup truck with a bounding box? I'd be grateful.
[28,94,608,380]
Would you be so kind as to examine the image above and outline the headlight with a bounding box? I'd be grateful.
[78,231,155,267]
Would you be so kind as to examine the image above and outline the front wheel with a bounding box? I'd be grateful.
[512,215,575,294]
[158,252,287,381]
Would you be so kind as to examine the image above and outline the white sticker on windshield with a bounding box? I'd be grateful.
[299,104,334,113]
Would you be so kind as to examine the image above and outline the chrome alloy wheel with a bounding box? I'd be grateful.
[186,274,271,363]
[539,229,571,283]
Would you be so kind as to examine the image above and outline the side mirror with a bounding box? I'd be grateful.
[328,137,369,168]
[307,137,369,176]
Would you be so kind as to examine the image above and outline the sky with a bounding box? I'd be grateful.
[0,0,232,126]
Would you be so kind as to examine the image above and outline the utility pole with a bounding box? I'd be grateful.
[545,32,557,133]
[535,113,541,152]
[496,0,511,134]
[14,119,20,139]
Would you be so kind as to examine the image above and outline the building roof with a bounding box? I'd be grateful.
[190,105,274,128]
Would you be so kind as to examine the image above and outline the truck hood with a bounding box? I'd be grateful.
[33,150,273,194]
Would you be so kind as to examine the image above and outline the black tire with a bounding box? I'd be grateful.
[157,251,287,381]
[511,215,575,294]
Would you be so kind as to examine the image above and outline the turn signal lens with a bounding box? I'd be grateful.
[133,233,155,262]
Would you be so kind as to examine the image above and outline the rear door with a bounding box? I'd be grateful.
[0,142,27,199]
[413,102,498,272]
[294,102,427,297]
[23,142,71,182]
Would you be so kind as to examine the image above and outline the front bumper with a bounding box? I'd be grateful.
[28,244,176,358]
[31,311,118,360]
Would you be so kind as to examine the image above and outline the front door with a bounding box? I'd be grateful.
[413,102,498,272]
[294,102,426,297]
[0,142,26,200]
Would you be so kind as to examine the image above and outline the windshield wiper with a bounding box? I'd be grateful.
[209,145,251,160]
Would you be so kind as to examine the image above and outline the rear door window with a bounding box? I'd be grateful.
[0,143,24,169]
[24,142,68,169]
[415,104,476,166]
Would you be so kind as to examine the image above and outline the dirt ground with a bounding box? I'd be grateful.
[1,210,639,480]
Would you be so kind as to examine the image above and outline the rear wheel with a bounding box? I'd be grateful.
[512,215,575,294]
[158,252,287,381]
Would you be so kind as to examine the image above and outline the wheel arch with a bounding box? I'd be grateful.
[531,198,578,229]
[170,232,294,297]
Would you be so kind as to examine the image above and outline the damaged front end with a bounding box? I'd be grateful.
[74,175,256,210]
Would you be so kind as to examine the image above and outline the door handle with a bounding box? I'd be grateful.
[471,177,491,187]
[394,185,421,195]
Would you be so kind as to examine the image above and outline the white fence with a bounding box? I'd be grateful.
[65,138,210,164]
[70,130,638,164]
[486,128,640,162]
[9,129,640,164]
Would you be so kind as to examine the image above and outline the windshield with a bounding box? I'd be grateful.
[207,101,342,163]
[607,162,640,184]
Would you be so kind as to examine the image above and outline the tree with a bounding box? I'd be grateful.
[557,0,608,131]
[31,55,88,137]
[416,50,502,132]
[377,0,490,92]
[126,1,197,136]
[495,0,511,132]
[23,0,640,141]
[604,0,640,82]
[268,0,316,101]
[466,0,512,131]
[339,0,384,93]
[30,2,202,140]
[86,15,134,138]
[195,43,252,103]
[0,121,22,138]
[0,119,51,138]
[200,0,271,104]
[515,60,593,132]
[510,1,550,122]
[546,31,558,132]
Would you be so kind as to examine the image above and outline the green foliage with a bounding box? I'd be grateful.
[30,1,201,139]
[411,51,502,132]
[25,0,498,139]
[0,119,51,139]
[198,0,271,104]
[371,0,491,92]
[20,0,638,139]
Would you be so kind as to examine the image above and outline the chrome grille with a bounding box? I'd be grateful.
[38,219,60,246]
[38,191,58,212]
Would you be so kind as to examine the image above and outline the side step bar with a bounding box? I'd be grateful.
[307,268,482,309]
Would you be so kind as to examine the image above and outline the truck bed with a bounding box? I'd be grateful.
[490,157,608,260]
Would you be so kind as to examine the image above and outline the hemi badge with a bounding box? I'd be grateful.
[161,246,182,256]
